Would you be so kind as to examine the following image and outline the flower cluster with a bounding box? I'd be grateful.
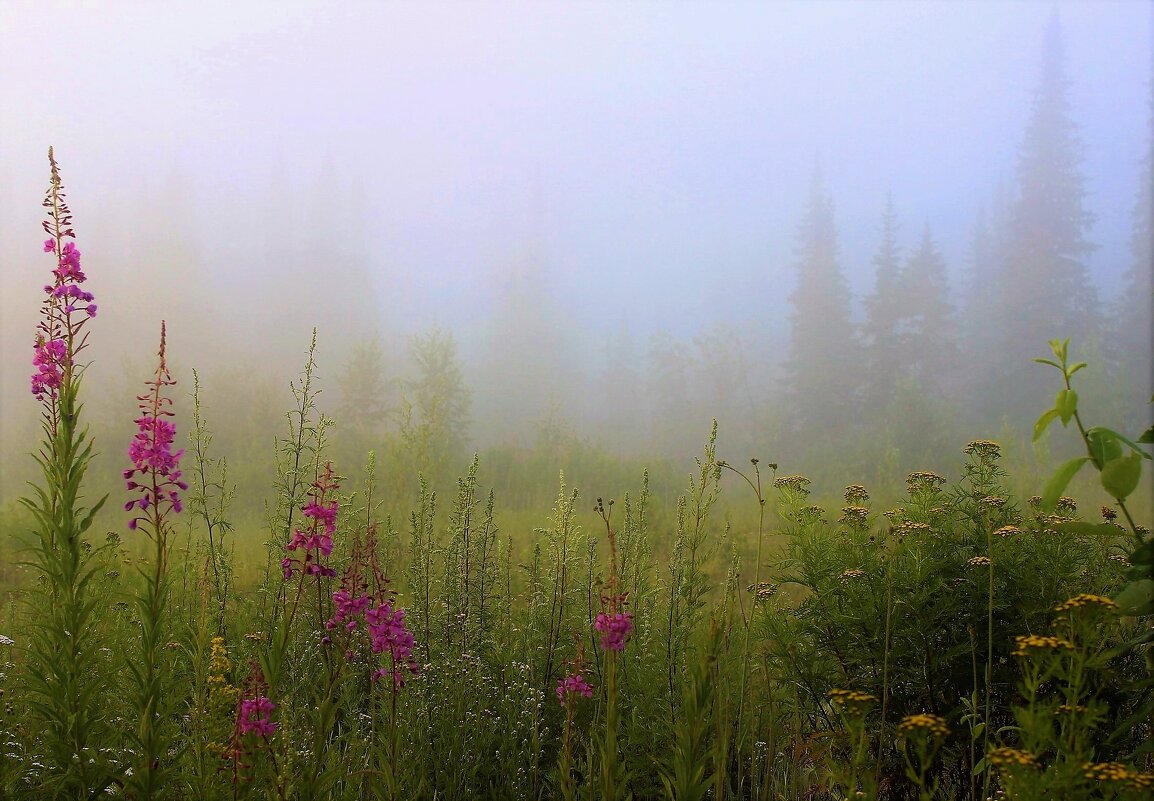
[237,696,276,737]
[366,603,419,686]
[594,611,633,652]
[1082,762,1154,790]
[987,747,1038,769]
[1053,593,1119,614]
[282,464,339,580]
[1012,634,1074,657]
[124,322,187,532]
[31,338,68,401]
[31,150,97,407]
[839,505,869,526]
[963,439,1001,459]
[773,475,811,495]
[906,471,946,494]
[843,484,869,504]
[828,688,876,713]
[556,672,594,705]
[993,525,1020,539]
[897,713,949,739]
[966,556,992,568]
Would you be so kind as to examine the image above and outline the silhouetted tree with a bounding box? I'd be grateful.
[985,11,1100,418]
[862,195,905,410]
[1113,48,1153,414]
[336,335,392,439]
[783,167,860,431]
[400,327,471,481]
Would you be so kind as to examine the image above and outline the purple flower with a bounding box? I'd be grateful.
[31,338,68,400]
[43,239,55,253]
[237,696,277,737]
[594,611,634,652]
[366,602,419,687]
[124,323,186,531]
[281,465,340,581]
[556,672,594,705]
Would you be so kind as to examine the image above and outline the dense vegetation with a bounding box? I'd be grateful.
[0,150,1151,801]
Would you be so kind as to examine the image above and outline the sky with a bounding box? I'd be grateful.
[0,0,1150,370]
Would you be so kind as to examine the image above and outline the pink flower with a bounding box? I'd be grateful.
[31,338,68,400]
[237,696,277,737]
[594,611,633,652]
[282,465,340,581]
[43,239,55,252]
[124,323,186,531]
[556,672,594,705]
[366,602,419,687]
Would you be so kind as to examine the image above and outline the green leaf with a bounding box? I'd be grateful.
[1041,457,1089,511]
[972,757,989,776]
[1067,361,1087,377]
[1114,579,1154,616]
[1138,425,1154,445]
[1056,389,1078,425]
[1033,408,1060,442]
[1128,540,1154,569]
[1101,452,1142,501]
[1086,428,1125,466]
[1033,358,1061,370]
[1087,426,1152,459]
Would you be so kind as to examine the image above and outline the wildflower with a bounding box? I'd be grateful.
[839,505,869,526]
[827,688,876,712]
[556,673,594,705]
[966,556,992,568]
[1101,506,1118,522]
[1012,634,1074,657]
[747,582,778,602]
[366,603,419,686]
[282,463,339,580]
[773,475,811,495]
[979,495,1006,510]
[594,611,633,652]
[963,440,1001,459]
[988,747,1038,769]
[896,521,931,539]
[843,484,869,504]
[897,714,949,738]
[993,525,1020,539]
[906,471,946,494]
[124,323,187,531]
[237,697,276,737]
[1053,593,1119,614]
[838,569,866,583]
[1055,496,1077,515]
[31,338,68,400]
[0,635,13,647]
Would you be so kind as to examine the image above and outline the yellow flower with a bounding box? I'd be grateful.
[897,713,949,738]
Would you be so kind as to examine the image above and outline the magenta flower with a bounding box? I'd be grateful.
[366,602,419,687]
[237,696,277,737]
[124,322,187,532]
[594,611,634,652]
[556,672,594,705]
[32,152,97,409]
[282,464,340,580]
[31,338,68,400]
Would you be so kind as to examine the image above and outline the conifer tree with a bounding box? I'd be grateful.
[986,10,1099,417]
[783,167,859,430]
[1114,46,1153,411]
[900,222,956,396]
[862,195,905,409]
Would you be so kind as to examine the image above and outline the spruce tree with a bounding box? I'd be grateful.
[862,195,905,410]
[783,167,859,431]
[1114,50,1153,413]
[987,10,1099,417]
[900,222,956,397]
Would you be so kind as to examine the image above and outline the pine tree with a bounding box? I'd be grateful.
[862,195,905,409]
[900,222,956,397]
[1114,44,1153,410]
[783,167,859,430]
[987,10,1099,417]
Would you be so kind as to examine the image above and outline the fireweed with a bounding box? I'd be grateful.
[556,643,594,801]
[18,148,112,796]
[123,321,187,799]
[594,497,631,801]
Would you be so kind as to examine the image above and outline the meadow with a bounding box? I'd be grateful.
[1,152,1152,801]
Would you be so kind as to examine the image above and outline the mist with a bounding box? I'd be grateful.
[1,0,1151,502]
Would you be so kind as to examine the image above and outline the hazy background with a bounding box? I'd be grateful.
[1,0,1151,505]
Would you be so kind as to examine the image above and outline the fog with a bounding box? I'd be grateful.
[1,0,1151,501]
